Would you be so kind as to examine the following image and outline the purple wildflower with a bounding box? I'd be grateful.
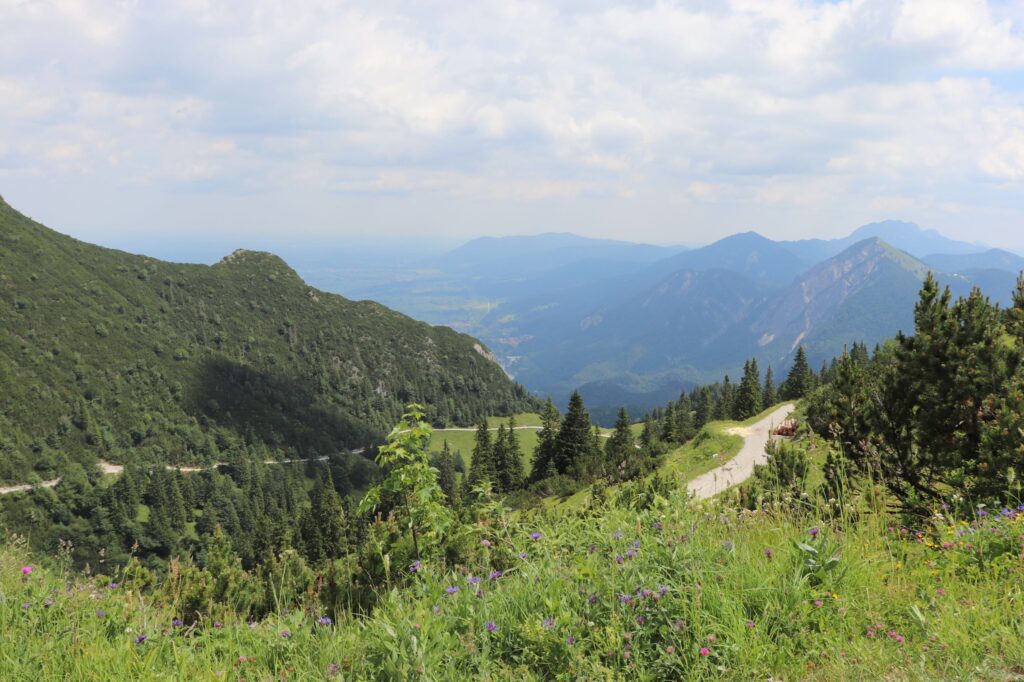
[280,629,291,638]
[612,532,623,539]
[108,582,118,589]
[134,634,147,645]
[446,585,460,595]
[96,610,106,618]
[173,618,183,627]
[326,663,340,677]
[619,594,632,603]
[625,550,637,560]
[519,551,528,559]
[44,598,54,607]
[658,584,669,594]
[587,593,598,604]
[317,616,333,626]
[468,575,481,585]
[543,617,555,629]
[485,620,498,633]
[409,560,421,573]
[489,570,503,580]
[615,554,624,564]
[763,547,774,559]
[809,527,820,538]
[21,603,30,610]
[566,635,577,645]
[530,532,543,540]
[633,539,640,549]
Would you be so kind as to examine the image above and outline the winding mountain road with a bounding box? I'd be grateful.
[687,403,796,499]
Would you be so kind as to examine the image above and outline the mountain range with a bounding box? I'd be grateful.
[319,220,1020,418]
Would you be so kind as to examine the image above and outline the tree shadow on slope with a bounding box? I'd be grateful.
[189,357,377,457]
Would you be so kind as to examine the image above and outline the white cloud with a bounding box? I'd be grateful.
[1,0,1023,246]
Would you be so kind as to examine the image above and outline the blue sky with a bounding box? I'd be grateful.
[2,0,1024,253]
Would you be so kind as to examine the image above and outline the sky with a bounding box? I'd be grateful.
[2,0,1024,256]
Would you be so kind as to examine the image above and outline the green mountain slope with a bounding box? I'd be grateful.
[0,197,536,483]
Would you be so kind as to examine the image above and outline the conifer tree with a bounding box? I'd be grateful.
[762,365,777,407]
[555,391,594,477]
[735,358,763,419]
[675,392,696,442]
[695,386,714,428]
[781,346,813,400]
[497,415,524,491]
[465,419,494,495]
[716,376,735,420]
[660,402,677,442]
[604,407,635,475]
[639,414,656,448]
[529,398,561,483]
[435,440,459,506]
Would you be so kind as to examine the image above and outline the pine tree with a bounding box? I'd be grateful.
[640,414,656,448]
[465,419,494,495]
[762,365,777,407]
[604,407,635,476]
[435,440,459,506]
[529,398,561,483]
[498,415,524,491]
[715,376,735,420]
[675,392,696,442]
[781,346,813,400]
[555,391,594,478]
[660,402,677,442]
[734,359,763,420]
[695,387,714,428]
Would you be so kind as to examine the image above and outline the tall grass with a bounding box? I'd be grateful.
[3,479,1023,680]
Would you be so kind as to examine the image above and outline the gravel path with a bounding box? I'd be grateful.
[686,403,796,500]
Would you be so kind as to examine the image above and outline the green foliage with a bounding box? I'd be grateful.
[781,346,814,400]
[807,274,1024,509]
[0,197,537,484]
[358,405,453,559]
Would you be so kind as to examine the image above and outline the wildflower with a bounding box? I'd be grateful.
[543,617,555,629]
[814,600,823,607]
[327,663,340,677]
[280,629,291,638]
[21,602,30,610]
[615,554,624,564]
[20,565,32,575]
[485,620,498,633]
[809,527,820,538]
[480,539,491,548]
[134,634,147,645]
[446,585,460,595]
[409,560,421,573]
[666,645,675,654]
[618,594,632,603]
[433,604,442,616]
[530,532,543,540]
[707,634,717,642]
[625,550,637,560]
[173,619,184,627]
[96,610,107,618]
[587,593,598,605]
[612,532,623,539]
[699,647,710,656]
[519,551,528,559]
[489,570,503,580]
[566,635,576,645]
[633,539,640,549]
[763,548,774,559]
[746,620,755,628]
[44,598,53,607]
[317,616,333,626]
[108,582,118,589]
[636,615,645,625]
[673,619,686,630]
[468,575,481,585]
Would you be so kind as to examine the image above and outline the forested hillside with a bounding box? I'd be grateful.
[0,196,536,483]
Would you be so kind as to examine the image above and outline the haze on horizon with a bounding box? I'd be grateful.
[2,0,1024,255]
